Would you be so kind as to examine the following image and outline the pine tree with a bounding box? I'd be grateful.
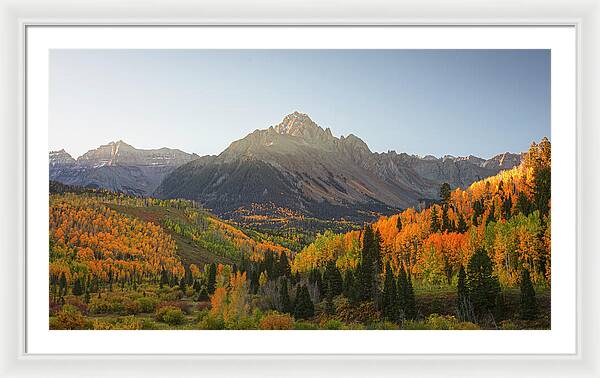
[395,264,416,320]
[502,196,513,220]
[280,278,292,314]
[516,191,532,216]
[343,269,359,305]
[430,206,441,233]
[439,182,451,204]
[372,230,383,308]
[160,268,169,289]
[293,285,315,320]
[441,205,452,232]
[207,263,217,294]
[519,269,538,320]
[396,216,402,232]
[358,225,375,302]
[72,278,83,296]
[397,266,406,317]
[325,282,335,315]
[197,287,209,302]
[59,272,67,296]
[279,253,291,278]
[404,272,416,320]
[486,204,496,225]
[382,263,399,322]
[534,166,551,218]
[309,268,324,297]
[193,279,201,292]
[323,260,343,297]
[343,269,353,296]
[456,265,474,322]
[466,248,500,322]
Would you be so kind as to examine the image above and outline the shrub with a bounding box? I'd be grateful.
[499,320,520,330]
[403,314,480,330]
[158,301,192,314]
[343,322,366,330]
[49,301,61,316]
[51,304,88,330]
[259,313,294,330]
[159,288,183,301]
[321,319,344,330]
[185,287,195,297]
[91,320,113,330]
[141,319,159,330]
[65,296,88,314]
[124,300,142,315]
[156,306,185,325]
[294,321,319,330]
[228,316,259,330]
[330,300,381,324]
[136,297,159,313]
[113,316,144,330]
[89,297,125,315]
[366,321,400,330]
[198,314,225,330]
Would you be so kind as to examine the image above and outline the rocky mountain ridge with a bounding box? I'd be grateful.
[49,141,198,196]
[154,112,522,219]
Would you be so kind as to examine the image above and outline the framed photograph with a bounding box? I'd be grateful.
[1,0,598,377]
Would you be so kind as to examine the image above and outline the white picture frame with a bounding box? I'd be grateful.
[1,0,598,376]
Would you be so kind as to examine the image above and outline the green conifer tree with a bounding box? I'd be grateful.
[207,263,217,294]
[59,272,67,296]
[382,263,399,322]
[293,285,315,320]
[430,206,441,233]
[456,265,474,322]
[404,272,417,320]
[280,278,292,314]
[358,225,376,302]
[466,248,501,322]
[397,266,407,318]
[72,277,83,296]
[441,205,451,232]
[519,269,538,320]
[324,260,343,297]
[439,182,452,204]
[279,253,292,278]
[325,282,335,315]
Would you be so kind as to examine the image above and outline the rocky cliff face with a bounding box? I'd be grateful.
[155,112,522,219]
[49,141,198,196]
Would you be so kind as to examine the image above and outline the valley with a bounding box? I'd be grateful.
[48,133,551,330]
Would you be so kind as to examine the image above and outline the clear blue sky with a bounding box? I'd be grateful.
[49,49,550,159]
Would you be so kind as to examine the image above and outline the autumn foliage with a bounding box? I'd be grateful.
[293,138,552,287]
[50,194,184,296]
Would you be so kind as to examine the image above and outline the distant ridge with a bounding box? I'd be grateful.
[49,141,198,196]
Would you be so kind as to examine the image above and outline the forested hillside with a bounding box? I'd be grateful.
[48,139,550,330]
[293,138,551,285]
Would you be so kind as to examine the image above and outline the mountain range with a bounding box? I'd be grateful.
[49,141,198,196]
[50,112,522,220]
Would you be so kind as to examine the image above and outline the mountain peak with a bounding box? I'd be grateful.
[107,140,134,148]
[49,149,76,166]
[273,112,323,137]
